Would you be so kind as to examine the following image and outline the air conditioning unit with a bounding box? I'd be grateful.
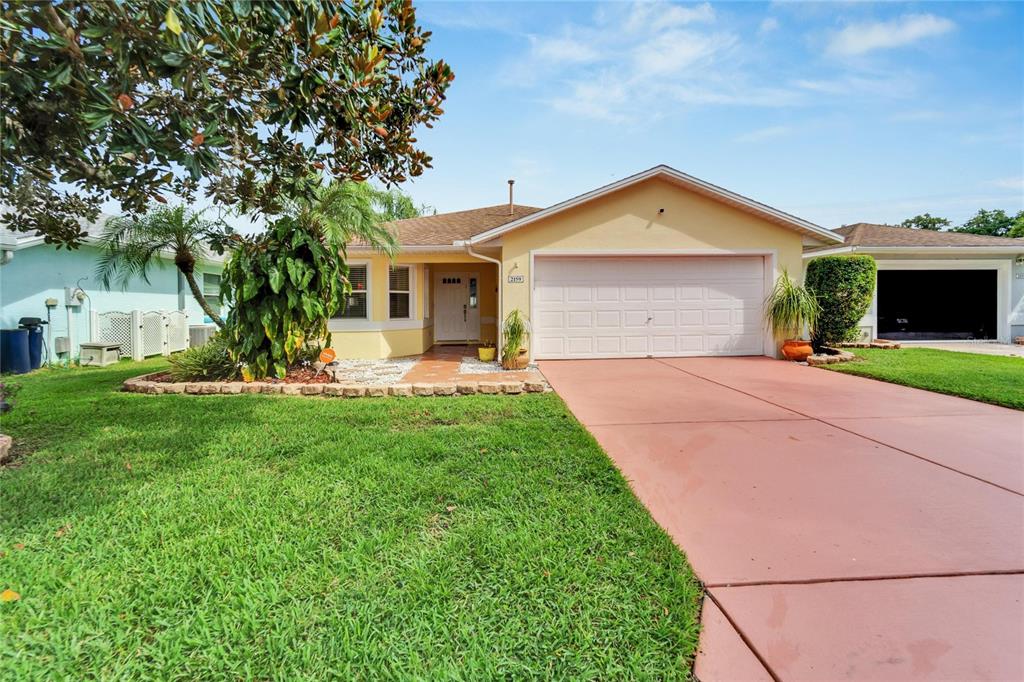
[188,325,217,348]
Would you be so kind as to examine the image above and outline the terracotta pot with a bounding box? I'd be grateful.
[781,339,813,362]
[478,346,496,362]
[501,348,529,370]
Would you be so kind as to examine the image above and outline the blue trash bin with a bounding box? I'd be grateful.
[0,329,31,374]
[25,326,43,370]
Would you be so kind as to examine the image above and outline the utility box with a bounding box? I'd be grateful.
[54,336,70,355]
[79,342,121,367]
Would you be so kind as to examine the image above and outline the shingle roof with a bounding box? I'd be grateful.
[807,223,1024,251]
[356,204,543,247]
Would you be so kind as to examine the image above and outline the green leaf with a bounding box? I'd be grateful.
[166,7,183,35]
[268,266,284,293]
[50,63,72,87]
[232,0,252,18]
[241,277,258,301]
[162,52,186,67]
[273,362,287,379]
[285,257,301,286]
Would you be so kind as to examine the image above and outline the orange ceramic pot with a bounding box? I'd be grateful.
[781,339,813,362]
[501,348,529,370]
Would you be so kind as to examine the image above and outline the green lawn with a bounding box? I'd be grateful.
[0,360,700,678]
[824,348,1024,410]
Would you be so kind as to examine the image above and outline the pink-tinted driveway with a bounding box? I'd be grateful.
[539,357,1024,681]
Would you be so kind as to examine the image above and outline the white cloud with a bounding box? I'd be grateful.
[759,17,780,34]
[989,177,1024,191]
[624,1,716,32]
[793,72,917,99]
[503,1,803,122]
[734,125,793,143]
[827,14,956,57]
[529,34,600,64]
[632,30,735,77]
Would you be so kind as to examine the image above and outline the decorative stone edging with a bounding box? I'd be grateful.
[806,348,858,366]
[122,372,549,397]
[835,340,901,350]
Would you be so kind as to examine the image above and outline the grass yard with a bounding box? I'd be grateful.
[0,360,701,679]
[824,348,1024,410]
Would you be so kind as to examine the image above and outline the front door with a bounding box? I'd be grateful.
[434,272,481,342]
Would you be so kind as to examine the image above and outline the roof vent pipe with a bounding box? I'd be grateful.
[508,179,515,216]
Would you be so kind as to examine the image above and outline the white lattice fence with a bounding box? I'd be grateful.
[166,311,188,353]
[91,309,190,361]
[94,311,134,356]
[142,312,164,357]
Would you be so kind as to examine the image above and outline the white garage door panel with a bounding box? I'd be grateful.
[533,256,765,359]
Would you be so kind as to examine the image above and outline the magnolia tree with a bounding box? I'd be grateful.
[1,0,452,247]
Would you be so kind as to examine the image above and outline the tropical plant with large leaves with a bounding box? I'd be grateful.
[96,205,233,327]
[221,181,399,380]
[1,0,452,248]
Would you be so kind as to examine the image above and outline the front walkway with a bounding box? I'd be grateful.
[539,357,1024,680]
[398,345,543,384]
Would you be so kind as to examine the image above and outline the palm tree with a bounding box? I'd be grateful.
[291,182,401,257]
[96,205,230,328]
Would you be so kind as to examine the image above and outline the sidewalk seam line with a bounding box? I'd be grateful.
[653,359,1024,498]
[706,568,1024,589]
[704,591,781,682]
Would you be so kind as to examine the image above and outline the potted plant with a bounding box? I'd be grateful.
[763,269,820,362]
[500,309,530,369]
[477,341,496,362]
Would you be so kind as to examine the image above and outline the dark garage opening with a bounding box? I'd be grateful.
[878,269,997,340]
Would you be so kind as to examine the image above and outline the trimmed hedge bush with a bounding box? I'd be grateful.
[805,255,876,346]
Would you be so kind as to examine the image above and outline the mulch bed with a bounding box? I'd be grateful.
[150,366,333,384]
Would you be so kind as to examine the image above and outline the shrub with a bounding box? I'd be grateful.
[167,337,237,382]
[805,255,876,346]
[221,217,345,380]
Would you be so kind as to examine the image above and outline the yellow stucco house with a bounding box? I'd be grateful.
[329,165,845,360]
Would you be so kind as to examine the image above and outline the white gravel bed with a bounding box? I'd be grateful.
[458,357,507,374]
[326,357,419,385]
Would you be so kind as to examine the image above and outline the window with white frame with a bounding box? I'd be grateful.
[389,265,411,319]
[202,272,222,320]
[335,264,368,319]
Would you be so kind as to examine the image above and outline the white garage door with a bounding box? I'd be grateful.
[533,256,766,359]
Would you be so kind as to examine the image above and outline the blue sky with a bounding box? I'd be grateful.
[393,1,1023,228]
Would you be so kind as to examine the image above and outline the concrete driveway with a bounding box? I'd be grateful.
[539,357,1024,681]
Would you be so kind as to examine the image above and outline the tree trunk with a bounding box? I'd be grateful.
[182,269,225,329]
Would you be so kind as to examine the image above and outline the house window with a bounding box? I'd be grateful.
[335,264,368,319]
[389,265,411,319]
[202,272,222,320]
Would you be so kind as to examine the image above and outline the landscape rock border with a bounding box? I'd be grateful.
[806,347,858,366]
[835,339,901,350]
[123,372,549,397]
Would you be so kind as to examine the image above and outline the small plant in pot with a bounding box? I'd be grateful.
[501,309,530,370]
[477,341,496,362]
[763,269,820,362]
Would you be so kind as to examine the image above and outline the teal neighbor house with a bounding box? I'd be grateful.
[0,221,224,363]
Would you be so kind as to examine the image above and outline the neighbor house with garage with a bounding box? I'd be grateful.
[331,164,847,360]
[804,224,1024,344]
